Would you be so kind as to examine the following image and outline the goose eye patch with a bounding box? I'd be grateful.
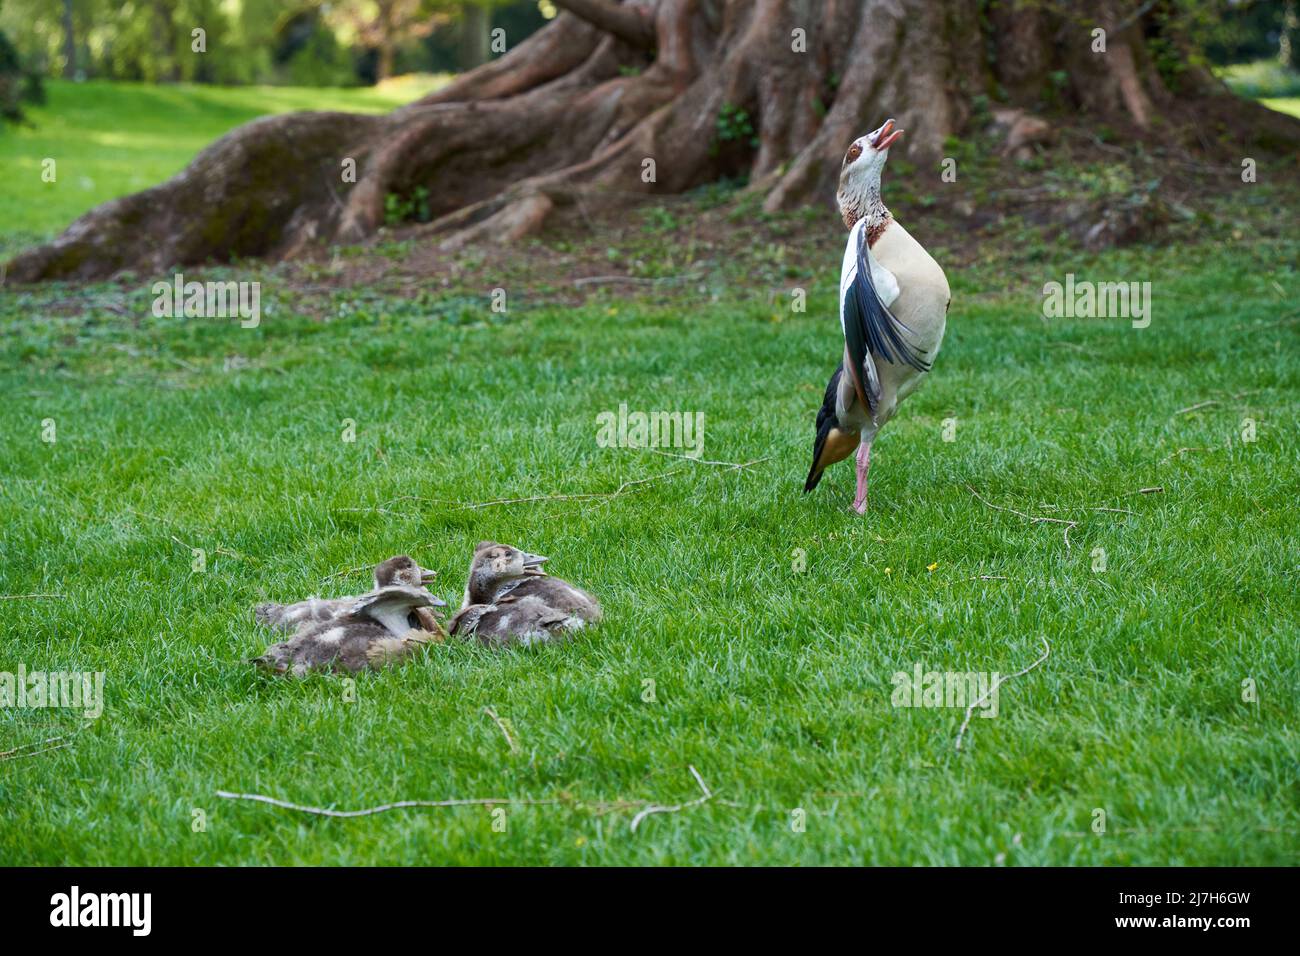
[846,143,863,164]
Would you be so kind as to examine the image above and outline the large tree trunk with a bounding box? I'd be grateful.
[8,0,1299,282]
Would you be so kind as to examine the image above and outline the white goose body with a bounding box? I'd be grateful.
[835,218,949,436]
[804,118,950,514]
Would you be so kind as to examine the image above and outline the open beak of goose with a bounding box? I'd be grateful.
[870,118,904,151]
[418,567,438,584]
[522,553,549,576]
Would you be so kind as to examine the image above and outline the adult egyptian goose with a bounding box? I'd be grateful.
[255,555,442,634]
[803,118,951,514]
[252,584,444,675]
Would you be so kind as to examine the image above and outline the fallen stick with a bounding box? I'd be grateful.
[955,636,1051,753]
[0,742,72,761]
[216,767,715,825]
[323,563,378,582]
[215,790,560,817]
[483,707,519,754]
[966,485,1076,528]
[1159,447,1210,464]
[573,273,702,287]
[440,469,687,511]
[966,484,1078,549]
[1,734,69,758]
[337,471,687,517]
[1,730,83,760]
[644,450,773,470]
[1174,400,1219,416]
[629,765,713,833]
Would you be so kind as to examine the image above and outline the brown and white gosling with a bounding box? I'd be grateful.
[451,595,587,649]
[255,555,443,635]
[252,584,446,676]
[449,541,601,647]
[462,541,602,621]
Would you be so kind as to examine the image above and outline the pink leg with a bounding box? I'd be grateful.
[852,441,872,515]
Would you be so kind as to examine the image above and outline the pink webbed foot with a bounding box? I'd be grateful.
[852,441,872,515]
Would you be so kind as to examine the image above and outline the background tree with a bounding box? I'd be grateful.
[61,0,75,77]
[327,0,441,82]
[0,27,42,127]
[457,0,491,70]
[8,0,1300,281]
[1282,0,1299,68]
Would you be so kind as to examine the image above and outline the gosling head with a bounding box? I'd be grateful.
[465,541,548,604]
[373,555,439,590]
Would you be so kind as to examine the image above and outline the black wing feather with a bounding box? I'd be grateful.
[843,228,932,413]
[804,364,844,493]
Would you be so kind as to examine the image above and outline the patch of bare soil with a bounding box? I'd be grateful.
[263,123,1295,317]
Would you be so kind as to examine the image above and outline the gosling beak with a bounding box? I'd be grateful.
[871,118,904,151]
[426,593,448,607]
[522,552,549,576]
[419,567,438,584]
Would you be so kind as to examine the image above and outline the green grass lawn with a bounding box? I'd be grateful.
[0,76,446,252]
[1219,59,1300,119]
[1261,97,1300,119]
[1,230,1296,865]
[0,79,1297,866]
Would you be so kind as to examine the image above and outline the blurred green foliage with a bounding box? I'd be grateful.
[0,0,548,87]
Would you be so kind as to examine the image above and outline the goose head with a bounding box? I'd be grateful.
[464,541,549,604]
[373,554,439,590]
[837,118,903,229]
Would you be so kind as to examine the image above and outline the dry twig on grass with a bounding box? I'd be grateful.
[643,450,773,471]
[346,453,770,520]
[483,707,519,754]
[215,766,717,830]
[332,470,688,517]
[322,563,376,582]
[0,742,73,760]
[215,790,558,817]
[1,730,84,761]
[429,469,687,511]
[955,636,1052,753]
[629,765,713,833]
[966,484,1079,549]
[572,273,702,287]
[1159,446,1211,464]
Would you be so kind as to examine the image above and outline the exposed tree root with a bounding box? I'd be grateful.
[6,0,1298,283]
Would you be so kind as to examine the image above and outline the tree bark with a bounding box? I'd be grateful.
[553,0,656,49]
[61,0,77,79]
[7,0,1299,283]
[458,3,491,70]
